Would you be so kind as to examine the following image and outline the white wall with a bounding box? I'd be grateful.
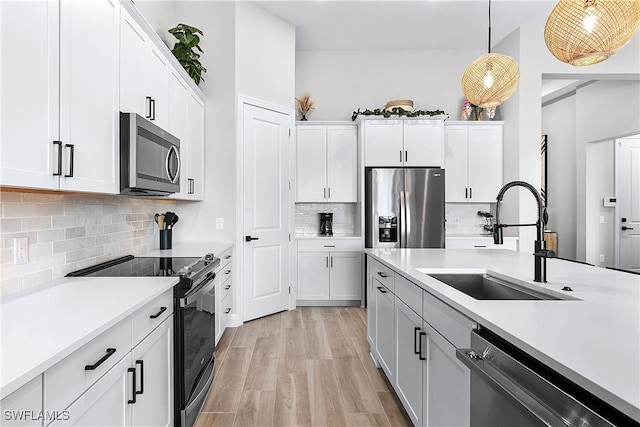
[295,49,483,121]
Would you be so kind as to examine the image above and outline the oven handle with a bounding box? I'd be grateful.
[456,348,565,426]
[181,273,216,307]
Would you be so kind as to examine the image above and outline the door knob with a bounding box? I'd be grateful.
[245,236,259,242]
[622,226,634,231]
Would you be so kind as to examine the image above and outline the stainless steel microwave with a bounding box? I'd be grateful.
[120,112,180,196]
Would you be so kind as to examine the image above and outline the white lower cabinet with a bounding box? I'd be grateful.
[0,376,43,427]
[215,248,233,345]
[368,254,472,427]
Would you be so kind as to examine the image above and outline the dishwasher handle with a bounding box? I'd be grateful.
[456,348,566,427]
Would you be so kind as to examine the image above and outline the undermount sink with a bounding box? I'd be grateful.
[428,274,562,301]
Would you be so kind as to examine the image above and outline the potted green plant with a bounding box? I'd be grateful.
[168,23,207,85]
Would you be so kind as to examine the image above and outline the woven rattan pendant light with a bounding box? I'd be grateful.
[461,0,520,108]
[545,0,640,66]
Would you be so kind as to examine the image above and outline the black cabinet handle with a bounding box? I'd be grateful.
[414,327,421,355]
[622,226,634,230]
[465,188,468,199]
[225,255,231,259]
[224,284,231,290]
[400,150,402,162]
[188,178,194,194]
[225,270,231,275]
[53,141,62,176]
[225,308,231,314]
[328,187,331,199]
[330,256,333,268]
[145,97,152,119]
[151,98,156,121]
[245,236,259,242]
[135,360,144,395]
[85,348,116,370]
[149,306,167,319]
[128,367,137,404]
[64,144,74,177]
[377,272,387,278]
[419,332,427,360]
[377,286,387,294]
[405,151,408,162]
[469,187,473,199]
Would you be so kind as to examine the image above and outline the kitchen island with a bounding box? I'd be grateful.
[366,248,640,423]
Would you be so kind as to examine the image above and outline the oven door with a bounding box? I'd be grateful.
[176,273,216,427]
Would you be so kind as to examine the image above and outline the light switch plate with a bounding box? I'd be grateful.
[13,237,28,265]
[216,218,224,230]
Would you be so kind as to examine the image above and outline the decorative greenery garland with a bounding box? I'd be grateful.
[351,107,447,121]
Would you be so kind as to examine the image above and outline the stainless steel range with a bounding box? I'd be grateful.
[67,253,220,427]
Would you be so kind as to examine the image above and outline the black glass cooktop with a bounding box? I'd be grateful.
[66,256,201,278]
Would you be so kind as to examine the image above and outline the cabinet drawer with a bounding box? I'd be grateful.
[422,291,474,348]
[367,256,395,292]
[297,239,362,252]
[219,248,232,269]
[132,289,173,347]
[395,274,422,315]
[220,291,232,330]
[220,270,232,302]
[45,316,132,413]
[445,237,518,251]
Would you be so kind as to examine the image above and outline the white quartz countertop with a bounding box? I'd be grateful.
[365,248,640,421]
[140,241,233,258]
[0,276,178,398]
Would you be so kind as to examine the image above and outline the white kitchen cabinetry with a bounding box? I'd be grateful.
[296,239,362,303]
[215,248,233,345]
[362,119,444,167]
[0,376,43,427]
[0,0,120,194]
[367,254,473,426]
[366,257,395,347]
[296,124,358,203]
[444,122,503,203]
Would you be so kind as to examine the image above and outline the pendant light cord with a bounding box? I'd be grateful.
[488,0,492,53]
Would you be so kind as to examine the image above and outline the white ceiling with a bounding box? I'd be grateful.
[252,0,558,51]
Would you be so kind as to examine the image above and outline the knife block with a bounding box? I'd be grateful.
[160,230,172,250]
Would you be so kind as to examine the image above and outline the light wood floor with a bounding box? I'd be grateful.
[195,307,412,427]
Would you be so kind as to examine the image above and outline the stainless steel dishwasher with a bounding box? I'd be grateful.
[457,327,639,427]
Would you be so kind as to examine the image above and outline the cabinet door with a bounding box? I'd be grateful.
[167,69,190,198]
[0,376,42,427]
[395,300,423,426]
[363,120,403,167]
[423,321,470,427]
[120,10,148,118]
[51,355,133,427]
[403,120,444,167]
[374,281,395,381]
[147,47,169,130]
[59,0,119,193]
[329,252,362,300]
[326,126,358,202]
[186,93,205,200]
[444,126,469,202]
[131,317,173,427]
[296,126,327,202]
[467,125,503,202]
[0,0,59,190]
[366,261,376,346]
[297,252,330,300]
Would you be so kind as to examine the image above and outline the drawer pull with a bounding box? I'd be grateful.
[135,360,144,395]
[225,308,231,314]
[225,254,231,259]
[128,367,137,404]
[473,245,487,248]
[224,284,231,290]
[85,348,116,371]
[377,272,388,278]
[419,332,427,360]
[225,270,231,275]
[414,327,421,355]
[324,245,336,248]
[150,306,167,319]
[377,286,387,294]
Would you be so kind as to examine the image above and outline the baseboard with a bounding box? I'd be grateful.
[296,300,361,307]
[228,313,242,328]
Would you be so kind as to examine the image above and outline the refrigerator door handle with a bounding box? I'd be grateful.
[399,190,405,248]
[404,190,411,244]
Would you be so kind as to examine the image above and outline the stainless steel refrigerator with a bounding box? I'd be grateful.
[365,168,445,248]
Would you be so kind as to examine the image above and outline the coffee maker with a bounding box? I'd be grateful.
[319,213,333,236]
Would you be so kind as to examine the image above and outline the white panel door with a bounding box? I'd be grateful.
[467,125,503,202]
[297,252,330,300]
[132,317,173,427]
[403,120,444,167]
[59,0,119,193]
[395,300,423,426]
[0,0,60,190]
[329,252,362,300]
[327,126,358,202]
[618,137,640,272]
[296,126,326,202]
[444,126,469,202]
[364,120,403,166]
[242,103,291,321]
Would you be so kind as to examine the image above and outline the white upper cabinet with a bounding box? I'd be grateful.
[184,93,205,200]
[296,123,357,203]
[444,122,503,203]
[1,0,120,194]
[362,119,444,167]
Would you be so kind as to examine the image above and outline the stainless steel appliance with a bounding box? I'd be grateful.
[365,167,445,248]
[120,112,181,196]
[457,327,638,427]
[319,212,333,235]
[67,253,220,427]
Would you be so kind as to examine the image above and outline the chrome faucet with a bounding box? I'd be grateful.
[493,181,554,283]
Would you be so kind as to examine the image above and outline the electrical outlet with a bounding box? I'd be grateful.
[13,237,28,265]
[599,254,605,263]
[216,218,224,230]
[599,215,605,224]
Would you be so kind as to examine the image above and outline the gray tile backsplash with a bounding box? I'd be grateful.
[445,203,495,235]
[295,203,356,235]
[0,191,176,296]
